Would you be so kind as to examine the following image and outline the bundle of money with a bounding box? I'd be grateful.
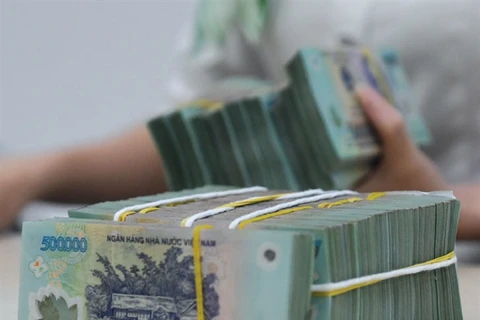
[19,186,462,319]
[148,46,431,191]
[274,47,431,190]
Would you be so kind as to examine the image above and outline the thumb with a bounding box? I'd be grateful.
[354,85,415,155]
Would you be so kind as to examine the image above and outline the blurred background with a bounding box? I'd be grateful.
[1,2,479,317]
[2,0,479,258]
[1,0,195,154]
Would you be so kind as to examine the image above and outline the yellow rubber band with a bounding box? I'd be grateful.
[238,206,313,229]
[177,98,223,110]
[412,251,455,267]
[180,193,293,227]
[313,280,384,297]
[367,192,386,201]
[218,193,289,209]
[312,251,455,297]
[119,199,198,222]
[139,207,158,214]
[317,193,385,208]
[118,211,136,222]
[193,224,214,320]
[318,197,363,208]
[166,199,196,207]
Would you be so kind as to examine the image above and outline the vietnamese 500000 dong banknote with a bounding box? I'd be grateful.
[19,218,314,320]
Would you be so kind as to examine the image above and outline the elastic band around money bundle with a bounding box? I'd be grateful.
[192,224,214,320]
[182,188,331,227]
[187,190,456,303]
[112,186,267,222]
[311,251,457,297]
[115,188,457,318]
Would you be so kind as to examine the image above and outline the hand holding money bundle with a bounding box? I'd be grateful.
[353,85,448,193]
[148,46,432,192]
[20,186,462,319]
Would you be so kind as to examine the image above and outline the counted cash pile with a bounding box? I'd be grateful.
[148,46,431,191]
[19,186,463,319]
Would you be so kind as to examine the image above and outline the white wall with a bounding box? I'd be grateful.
[1,0,196,154]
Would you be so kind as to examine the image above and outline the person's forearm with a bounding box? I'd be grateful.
[29,125,167,204]
[451,184,480,240]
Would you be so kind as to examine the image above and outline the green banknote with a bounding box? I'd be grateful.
[19,218,313,320]
[378,49,431,145]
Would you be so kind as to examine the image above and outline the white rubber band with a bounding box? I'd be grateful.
[228,190,358,229]
[182,207,231,227]
[182,189,326,227]
[112,186,267,221]
[311,255,457,294]
[277,189,325,200]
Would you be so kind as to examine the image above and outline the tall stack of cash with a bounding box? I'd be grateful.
[148,46,431,191]
[19,186,462,319]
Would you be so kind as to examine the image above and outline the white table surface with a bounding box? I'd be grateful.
[1,231,479,319]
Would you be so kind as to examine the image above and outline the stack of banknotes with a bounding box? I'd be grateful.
[148,46,431,191]
[19,186,462,319]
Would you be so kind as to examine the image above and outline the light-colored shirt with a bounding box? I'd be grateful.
[166,0,480,184]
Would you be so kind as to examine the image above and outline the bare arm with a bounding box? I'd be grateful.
[32,125,167,203]
[0,125,166,229]
[451,184,480,240]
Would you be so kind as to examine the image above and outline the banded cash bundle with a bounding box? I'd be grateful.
[148,46,431,191]
[19,186,463,319]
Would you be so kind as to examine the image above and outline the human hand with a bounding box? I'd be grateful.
[354,86,448,193]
